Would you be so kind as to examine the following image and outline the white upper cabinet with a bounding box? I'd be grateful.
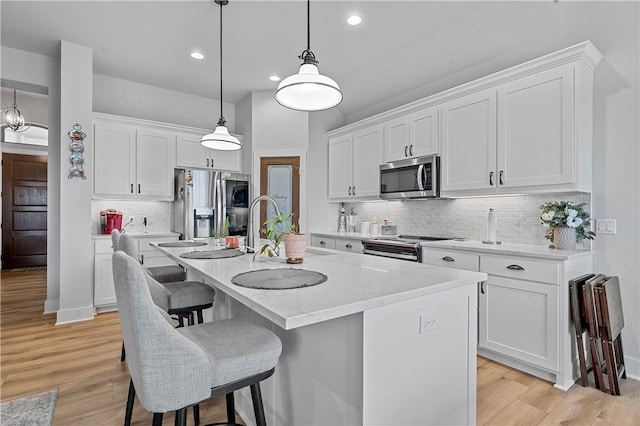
[328,124,382,200]
[176,132,241,172]
[385,107,439,162]
[94,120,175,200]
[328,41,602,199]
[94,122,136,197]
[497,66,574,189]
[441,88,497,192]
[409,107,439,157]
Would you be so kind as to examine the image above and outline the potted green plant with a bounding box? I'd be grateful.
[540,201,595,249]
[254,213,306,263]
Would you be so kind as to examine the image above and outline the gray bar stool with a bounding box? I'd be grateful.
[111,230,187,283]
[113,251,281,426]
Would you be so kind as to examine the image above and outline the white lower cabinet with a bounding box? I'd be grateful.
[423,245,593,389]
[93,235,179,308]
[311,235,364,254]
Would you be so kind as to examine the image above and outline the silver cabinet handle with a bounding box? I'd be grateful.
[409,144,413,156]
[140,254,144,265]
[480,281,485,294]
[206,158,210,167]
[352,186,356,196]
[348,186,352,196]
[404,146,408,157]
[138,184,141,194]
[442,256,455,262]
[210,158,214,168]
[320,240,326,245]
[130,183,134,194]
[345,244,353,249]
[506,264,525,271]
[489,171,494,186]
[499,170,504,185]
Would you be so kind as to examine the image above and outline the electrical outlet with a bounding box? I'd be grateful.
[419,312,439,334]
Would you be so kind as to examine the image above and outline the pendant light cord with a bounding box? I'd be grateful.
[218,0,225,126]
[306,0,310,52]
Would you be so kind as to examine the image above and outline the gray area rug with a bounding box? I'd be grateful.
[232,268,328,290]
[0,389,58,426]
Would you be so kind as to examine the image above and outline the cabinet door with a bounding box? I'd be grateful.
[352,125,383,198]
[136,128,175,199]
[311,236,336,250]
[328,135,353,199]
[478,275,559,371]
[409,106,439,157]
[208,148,241,172]
[334,238,364,254]
[176,133,208,169]
[384,117,409,162]
[497,66,575,189]
[94,253,116,306]
[94,122,136,197]
[441,89,497,192]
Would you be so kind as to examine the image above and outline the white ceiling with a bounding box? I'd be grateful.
[0,1,622,118]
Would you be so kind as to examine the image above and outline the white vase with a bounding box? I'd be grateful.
[553,226,576,250]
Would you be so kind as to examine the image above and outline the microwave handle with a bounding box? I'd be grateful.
[417,164,425,191]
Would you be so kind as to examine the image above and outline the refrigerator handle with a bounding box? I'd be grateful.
[221,174,227,234]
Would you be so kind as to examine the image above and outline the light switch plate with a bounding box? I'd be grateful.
[596,219,616,235]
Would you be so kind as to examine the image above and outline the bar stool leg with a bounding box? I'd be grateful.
[152,413,163,426]
[124,379,135,426]
[175,407,188,426]
[193,404,200,426]
[250,383,267,426]
[226,392,236,424]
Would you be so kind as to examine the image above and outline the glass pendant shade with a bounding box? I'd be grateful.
[201,124,241,151]
[276,63,342,111]
[2,90,31,132]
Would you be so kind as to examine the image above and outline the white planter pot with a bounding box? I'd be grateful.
[553,226,576,250]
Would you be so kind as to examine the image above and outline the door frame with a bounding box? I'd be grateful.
[252,149,307,235]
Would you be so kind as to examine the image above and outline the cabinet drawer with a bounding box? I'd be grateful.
[95,239,115,254]
[422,249,479,271]
[335,238,364,254]
[311,236,336,250]
[480,255,559,284]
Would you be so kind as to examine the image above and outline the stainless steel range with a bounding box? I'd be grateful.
[362,235,453,262]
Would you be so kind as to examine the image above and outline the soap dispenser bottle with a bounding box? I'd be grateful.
[338,203,347,233]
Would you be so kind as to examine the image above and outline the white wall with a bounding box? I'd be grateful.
[334,3,640,379]
[1,46,61,313]
[93,73,235,132]
[57,41,94,324]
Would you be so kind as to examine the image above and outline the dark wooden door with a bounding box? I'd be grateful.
[2,153,48,269]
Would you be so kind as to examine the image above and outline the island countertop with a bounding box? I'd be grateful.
[152,241,487,330]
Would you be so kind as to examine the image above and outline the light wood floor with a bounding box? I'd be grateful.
[1,269,639,425]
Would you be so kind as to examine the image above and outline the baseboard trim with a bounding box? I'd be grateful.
[55,306,95,325]
[44,298,59,314]
[624,355,640,381]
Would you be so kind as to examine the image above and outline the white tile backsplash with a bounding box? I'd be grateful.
[91,200,172,234]
[345,192,591,247]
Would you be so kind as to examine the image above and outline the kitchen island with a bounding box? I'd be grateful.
[152,241,487,426]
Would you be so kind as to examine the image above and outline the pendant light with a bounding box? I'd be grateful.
[201,0,241,151]
[275,0,342,111]
[2,89,31,133]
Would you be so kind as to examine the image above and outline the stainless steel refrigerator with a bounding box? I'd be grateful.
[172,169,249,240]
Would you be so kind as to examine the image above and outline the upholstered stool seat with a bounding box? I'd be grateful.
[146,265,187,283]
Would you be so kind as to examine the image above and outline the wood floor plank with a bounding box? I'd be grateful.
[2,269,639,425]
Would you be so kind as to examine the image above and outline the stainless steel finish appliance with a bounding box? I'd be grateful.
[380,155,441,199]
[362,235,452,262]
[172,169,250,240]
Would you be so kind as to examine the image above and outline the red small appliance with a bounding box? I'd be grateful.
[100,209,123,234]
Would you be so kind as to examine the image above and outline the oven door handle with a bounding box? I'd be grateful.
[417,164,425,191]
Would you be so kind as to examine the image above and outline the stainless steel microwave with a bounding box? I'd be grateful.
[380,155,440,199]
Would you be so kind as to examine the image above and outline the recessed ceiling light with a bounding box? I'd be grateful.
[269,75,281,82]
[347,15,362,26]
[191,52,204,60]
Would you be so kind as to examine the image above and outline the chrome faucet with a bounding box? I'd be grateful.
[247,195,281,253]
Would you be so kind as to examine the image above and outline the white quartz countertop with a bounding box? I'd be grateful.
[421,240,595,261]
[151,240,487,330]
[92,231,180,240]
